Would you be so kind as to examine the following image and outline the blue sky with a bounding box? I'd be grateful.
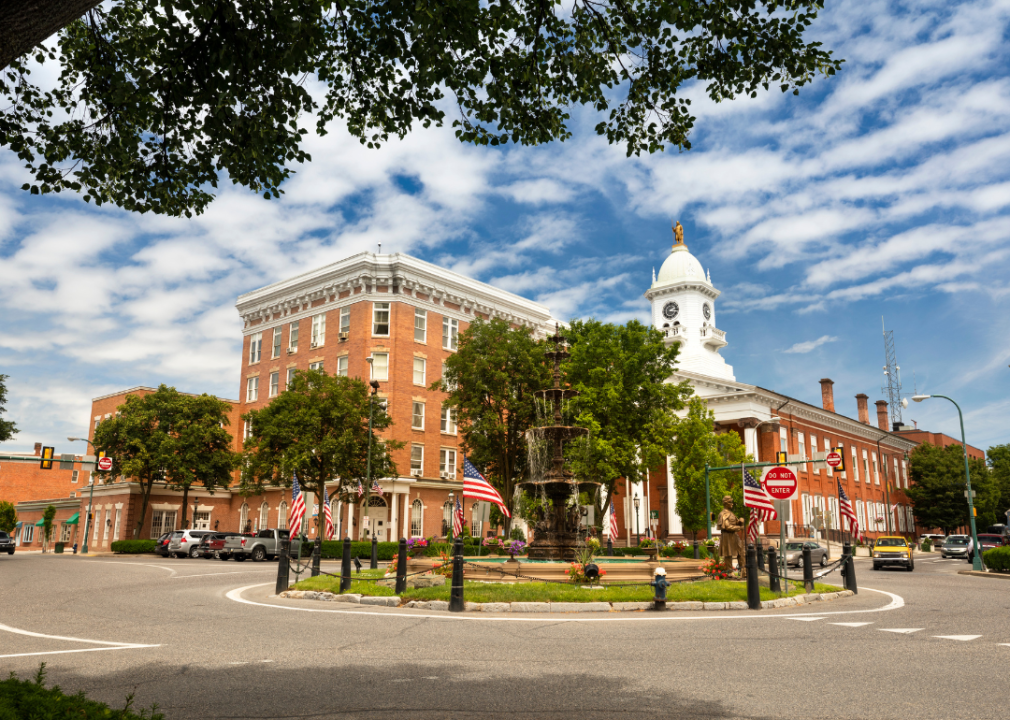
[1,0,1008,455]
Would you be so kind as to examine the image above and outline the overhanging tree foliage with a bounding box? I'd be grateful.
[0,500,17,533]
[988,444,1010,524]
[437,318,550,535]
[2,0,841,216]
[0,374,17,442]
[242,370,401,541]
[563,318,690,525]
[906,442,992,534]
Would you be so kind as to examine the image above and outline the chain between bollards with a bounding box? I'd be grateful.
[802,546,814,593]
[395,538,408,594]
[449,538,465,612]
[340,536,352,591]
[275,536,291,595]
[370,535,378,570]
[746,543,761,610]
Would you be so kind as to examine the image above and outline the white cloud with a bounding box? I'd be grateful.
[784,335,840,354]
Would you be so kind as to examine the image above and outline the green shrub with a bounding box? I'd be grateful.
[983,546,1010,572]
[509,527,527,542]
[110,539,157,554]
[0,664,163,719]
[920,538,932,552]
[314,541,398,561]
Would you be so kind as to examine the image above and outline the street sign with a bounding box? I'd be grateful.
[97,456,113,472]
[826,451,843,468]
[649,510,659,520]
[59,453,75,471]
[831,447,846,472]
[762,466,798,500]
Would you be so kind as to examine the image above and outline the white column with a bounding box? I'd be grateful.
[345,500,353,540]
[744,427,758,459]
[666,456,683,536]
[403,494,410,539]
[389,492,398,542]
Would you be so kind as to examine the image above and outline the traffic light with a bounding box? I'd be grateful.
[39,446,54,470]
[775,451,787,465]
[832,447,846,472]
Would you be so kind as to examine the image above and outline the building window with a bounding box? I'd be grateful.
[269,372,279,397]
[862,449,870,483]
[779,428,788,453]
[22,525,34,544]
[371,353,389,382]
[872,452,879,485]
[442,501,453,536]
[441,406,457,434]
[249,332,262,364]
[412,402,425,430]
[309,361,324,372]
[824,438,832,476]
[311,313,326,347]
[60,523,74,542]
[894,457,901,489]
[278,502,288,530]
[414,308,427,343]
[340,307,350,334]
[413,357,426,386]
[809,434,817,473]
[440,448,457,478]
[411,444,424,475]
[72,470,79,483]
[272,327,282,359]
[443,317,458,351]
[337,356,348,377]
[113,508,122,540]
[850,446,859,482]
[246,376,259,402]
[260,502,270,530]
[286,367,296,389]
[373,302,390,336]
[289,321,299,350]
[411,499,423,537]
[151,510,177,538]
[240,503,250,533]
[441,361,456,391]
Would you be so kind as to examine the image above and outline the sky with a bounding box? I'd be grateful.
[1,0,1008,456]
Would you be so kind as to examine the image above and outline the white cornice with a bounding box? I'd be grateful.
[645,280,720,302]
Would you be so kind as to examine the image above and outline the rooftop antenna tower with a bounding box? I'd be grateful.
[881,317,903,430]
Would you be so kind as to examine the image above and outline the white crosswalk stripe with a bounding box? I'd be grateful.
[933,635,982,641]
[831,622,874,627]
[789,617,826,622]
[880,628,923,634]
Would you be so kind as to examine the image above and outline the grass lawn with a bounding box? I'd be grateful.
[292,571,839,604]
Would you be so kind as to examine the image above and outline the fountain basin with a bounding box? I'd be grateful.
[406,557,705,585]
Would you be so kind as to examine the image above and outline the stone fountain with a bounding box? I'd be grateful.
[520,325,597,560]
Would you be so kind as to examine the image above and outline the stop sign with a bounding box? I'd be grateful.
[763,466,798,500]
[97,456,113,471]
[826,451,842,468]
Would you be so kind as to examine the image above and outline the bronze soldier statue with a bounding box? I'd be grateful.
[717,495,746,576]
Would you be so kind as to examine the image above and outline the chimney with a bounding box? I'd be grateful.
[856,394,870,424]
[34,442,42,456]
[875,400,889,431]
[819,379,835,413]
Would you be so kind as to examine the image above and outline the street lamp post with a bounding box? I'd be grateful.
[68,437,96,554]
[633,495,641,546]
[363,363,380,542]
[907,394,983,571]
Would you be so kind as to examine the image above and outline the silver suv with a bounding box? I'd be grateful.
[941,535,969,559]
[167,529,213,558]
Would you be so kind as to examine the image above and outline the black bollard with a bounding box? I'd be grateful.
[607,537,614,556]
[449,538,465,612]
[802,546,814,593]
[275,536,291,595]
[370,535,378,570]
[757,543,766,572]
[746,544,761,610]
[842,541,858,594]
[340,536,352,592]
[311,536,322,577]
[395,538,408,595]
[767,546,781,593]
[693,540,700,559]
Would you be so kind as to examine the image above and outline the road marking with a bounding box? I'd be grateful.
[789,617,826,622]
[831,622,874,627]
[0,622,160,659]
[172,570,275,579]
[933,635,982,641]
[225,584,905,623]
[86,561,178,576]
[880,628,923,634]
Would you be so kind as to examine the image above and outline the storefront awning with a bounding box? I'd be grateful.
[65,512,80,525]
[35,519,45,527]
[14,521,22,528]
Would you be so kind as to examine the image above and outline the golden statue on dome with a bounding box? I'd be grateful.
[672,220,685,248]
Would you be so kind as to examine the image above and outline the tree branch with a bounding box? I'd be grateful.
[0,0,103,70]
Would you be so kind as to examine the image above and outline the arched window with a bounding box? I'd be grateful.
[278,502,288,530]
[259,502,269,530]
[239,503,250,533]
[441,501,453,537]
[367,496,387,508]
[411,499,423,538]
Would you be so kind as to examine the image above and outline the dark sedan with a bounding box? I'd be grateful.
[154,532,172,557]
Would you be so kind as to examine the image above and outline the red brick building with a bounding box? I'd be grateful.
[893,429,985,461]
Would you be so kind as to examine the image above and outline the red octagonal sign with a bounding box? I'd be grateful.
[763,466,798,500]
[97,456,113,472]
[825,451,843,468]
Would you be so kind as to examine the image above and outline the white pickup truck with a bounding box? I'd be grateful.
[222,529,302,562]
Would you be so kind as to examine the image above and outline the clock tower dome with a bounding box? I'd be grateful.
[645,223,734,380]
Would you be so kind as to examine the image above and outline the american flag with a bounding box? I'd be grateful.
[838,480,859,538]
[371,479,383,497]
[289,474,306,535]
[743,469,776,543]
[609,501,619,539]
[462,457,510,518]
[452,496,464,537]
[323,487,334,540]
[356,479,364,498]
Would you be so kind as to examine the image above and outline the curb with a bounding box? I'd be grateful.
[958,570,1010,580]
[278,589,854,612]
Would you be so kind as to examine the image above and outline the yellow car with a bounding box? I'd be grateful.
[872,536,914,571]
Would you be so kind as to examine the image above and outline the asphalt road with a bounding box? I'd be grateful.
[1,551,1006,720]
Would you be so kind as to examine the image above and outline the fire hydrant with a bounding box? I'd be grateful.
[651,567,671,611]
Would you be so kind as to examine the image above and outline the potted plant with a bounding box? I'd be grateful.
[406,537,429,557]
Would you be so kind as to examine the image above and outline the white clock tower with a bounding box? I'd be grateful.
[645,224,734,381]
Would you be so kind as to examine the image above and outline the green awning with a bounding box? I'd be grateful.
[35,519,45,527]
[65,513,80,525]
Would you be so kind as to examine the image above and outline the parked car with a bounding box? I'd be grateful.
[941,535,970,559]
[968,534,1006,562]
[921,533,946,548]
[222,529,301,562]
[872,536,914,571]
[0,531,14,555]
[198,532,242,560]
[783,540,829,568]
[167,529,213,558]
[153,532,172,557]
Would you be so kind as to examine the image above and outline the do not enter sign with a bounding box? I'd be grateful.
[762,466,798,500]
[826,451,843,468]
[97,456,113,472]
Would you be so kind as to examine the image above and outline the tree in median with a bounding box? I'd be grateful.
[436,318,550,536]
[0,374,17,443]
[41,504,56,552]
[0,500,16,534]
[242,370,401,541]
[906,442,992,534]
[1,0,841,217]
[563,319,690,528]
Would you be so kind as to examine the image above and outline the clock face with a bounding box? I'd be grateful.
[702,303,712,320]
[662,301,679,320]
